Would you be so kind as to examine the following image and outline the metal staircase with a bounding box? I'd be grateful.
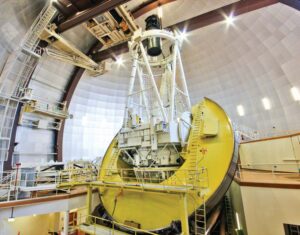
[0,172,11,201]
[22,4,57,53]
[188,104,203,171]
[187,104,208,235]
[224,194,235,235]
[105,147,120,176]
[195,195,206,235]
[0,98,18,162]
[8,53,40,98]
[193,166,209,235]
[0,171,17,201]
[0,53,39,162]
[0,2,57,166]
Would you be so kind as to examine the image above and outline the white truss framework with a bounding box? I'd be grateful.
[123,29,191,128]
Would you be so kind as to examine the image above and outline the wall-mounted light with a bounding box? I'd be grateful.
[262,97,271,110]
[81,116,88,126]
[8,217,15,222]
[157,6,163,19]
[235,212,241,230]
[237,105,245,116]
[291,87,300,101]
[8,207,15,222]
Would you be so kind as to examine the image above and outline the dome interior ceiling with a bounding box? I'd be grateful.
[128,0,240,28]
[0,0,299,163]
[64,3,300,160]
[0,0,47,51]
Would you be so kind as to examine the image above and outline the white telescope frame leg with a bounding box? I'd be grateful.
[170,42,178,122]
[176,46,191,109]
[139,42,167,122]
[137,67,151,121]
[123,53,138,127]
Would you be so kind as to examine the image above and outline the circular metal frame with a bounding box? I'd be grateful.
[130,29,182,67]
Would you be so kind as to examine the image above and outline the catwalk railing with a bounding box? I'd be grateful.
[0,168,97,202]
[233,122,300,143]
[62,167,209,235]
[72,212,157,235]
[0,167,209,202]
[100,167,209,192]
[235,163,300,185]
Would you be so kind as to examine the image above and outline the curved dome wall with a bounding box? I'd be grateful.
[0,0,47,87]
[184,3,300,133]
[14,55,75,165]
[0,0,46,51]
[63,60,131,160]
[131,0,239,29]
[63,3,300,161]
[0,0,97,167]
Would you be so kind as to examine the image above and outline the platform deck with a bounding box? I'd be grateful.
[78,223,129,235]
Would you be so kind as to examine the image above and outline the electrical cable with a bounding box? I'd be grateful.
[112,198,118,216]
[112,190,123,216]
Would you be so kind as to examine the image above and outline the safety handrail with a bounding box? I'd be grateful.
[0,168,97,202]
[100,167,209,191]
[235,163,300,182]
[73,213,158,235]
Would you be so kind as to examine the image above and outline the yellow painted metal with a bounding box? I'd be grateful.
[76,213,157,235]
[40,27,98,67]
[180,193,189,235]
[98,98,234,231]
[22,100,69,119]
[86,185,93,220]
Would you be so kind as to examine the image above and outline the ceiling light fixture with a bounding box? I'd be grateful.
[179,30,188,41]
[291,87,300,101]
[225,13,235,25]
[237,105,245,116]
[262,97,271,110]
[116,57,124,66]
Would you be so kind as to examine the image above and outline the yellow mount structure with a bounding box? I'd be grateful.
[98,98,234,234]
[57,98,234,235]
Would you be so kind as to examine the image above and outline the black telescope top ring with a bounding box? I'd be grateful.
[145,14,162,57]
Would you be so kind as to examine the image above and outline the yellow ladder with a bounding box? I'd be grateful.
[194,167,208,235]
[187,104,203,184]
[194,195,206,235]
[224,194,234,235]
[105,148,120,176]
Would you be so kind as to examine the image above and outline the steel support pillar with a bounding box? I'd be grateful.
[63,210,69,235]
[180,193,189,235]
[86,185,93,222]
